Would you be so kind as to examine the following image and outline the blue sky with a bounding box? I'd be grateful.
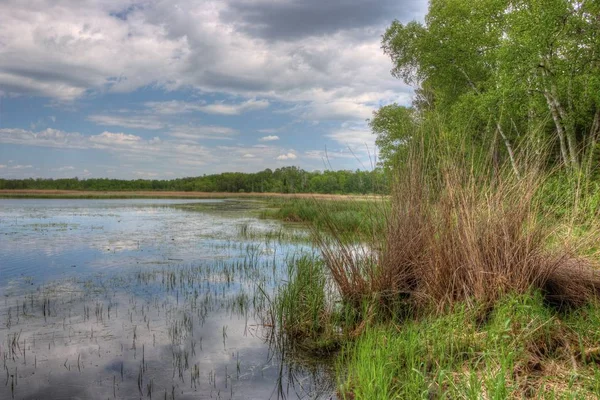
[0,0,426,179]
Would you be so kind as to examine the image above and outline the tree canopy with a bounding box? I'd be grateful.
[373,0,600,171]
[0,167,389,195]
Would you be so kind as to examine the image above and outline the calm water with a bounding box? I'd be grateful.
[0,199,333,399]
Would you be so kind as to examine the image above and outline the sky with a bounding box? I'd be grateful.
[0,0,427,180]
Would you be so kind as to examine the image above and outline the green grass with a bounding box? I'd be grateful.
[272,256,600,398]
[259,198,388,239]
[335,292,600,399]
[272,256,343,356]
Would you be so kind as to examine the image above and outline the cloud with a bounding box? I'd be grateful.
[259,135,279,142]
[196,99,270,115]
[276,152,297,160]
[88,115,164,130]
[143,99,270,116]
[327,128,376,149]
[0,0,418,117]
[9,164,34,169]
[0,128,88,149]
[224,0,426,40]
[0,0,428,176]
[0,0,189,100]
[299,100,374,121]
[0,127,217,170]
[53,166,76,171]
[89,131,142,146]
[144,100,206,115]
[0,127,366,177]
[0,163,33,170]
[304,149,355,160]
[168,125,238,141]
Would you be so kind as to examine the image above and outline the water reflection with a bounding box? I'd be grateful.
[0,199,333,399]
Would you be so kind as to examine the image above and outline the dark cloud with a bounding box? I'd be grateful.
[224,0,425,41]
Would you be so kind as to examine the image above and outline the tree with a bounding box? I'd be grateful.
[370,104,416,168]
[380,0,600,172]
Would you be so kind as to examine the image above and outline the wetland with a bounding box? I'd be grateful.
[0,198,333,400]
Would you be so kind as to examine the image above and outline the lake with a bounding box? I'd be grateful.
[0,199,333,399]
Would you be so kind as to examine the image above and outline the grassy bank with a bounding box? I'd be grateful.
[259,197,388,239]
[267,123,600,398]
[339,292,600,398]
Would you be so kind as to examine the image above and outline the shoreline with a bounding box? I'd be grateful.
[0,189,383,200]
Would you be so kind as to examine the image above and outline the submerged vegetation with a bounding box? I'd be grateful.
[0,204,335,399]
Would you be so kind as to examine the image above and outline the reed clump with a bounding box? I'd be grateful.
[317,128,600,318]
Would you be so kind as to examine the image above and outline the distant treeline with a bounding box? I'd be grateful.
[0,167,389,194]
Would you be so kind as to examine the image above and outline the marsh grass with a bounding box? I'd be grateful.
[270,256,343,356]
[260,198,388,240]
[271,122,600,398]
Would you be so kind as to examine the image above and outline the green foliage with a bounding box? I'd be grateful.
[380,0,600,172]
[369,104,416,168]
[0,167,389,195]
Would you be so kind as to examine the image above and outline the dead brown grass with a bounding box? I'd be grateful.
[316,135,600,315]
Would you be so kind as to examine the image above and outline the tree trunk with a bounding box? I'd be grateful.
[544,90,571,167]
[551,84,579,168]
[496,122,520,177]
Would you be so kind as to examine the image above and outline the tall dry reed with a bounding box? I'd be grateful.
[316,126,600,316]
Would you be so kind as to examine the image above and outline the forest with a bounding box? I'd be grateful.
[0,166,388,194]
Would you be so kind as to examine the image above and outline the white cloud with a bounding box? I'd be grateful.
[10,164,33,169]
[0,127,309,176]
[144,99,269,115]
[0,128,88,149]
[53,166,76,171]
[0,1,189,100]
[276,152,297,161]
[304,149,355,160]
[0,163,34,170]
[0,0,415,120]
[259,135,279,142]
[168,125,238,141]
[298,100,374,121]
[88,115,164,130]
[89,131,142,146]
[327,128,376,149]
[0,127,217,170]
[0,0,426,176]
[144,100,205,115]
[197,99,270,115]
